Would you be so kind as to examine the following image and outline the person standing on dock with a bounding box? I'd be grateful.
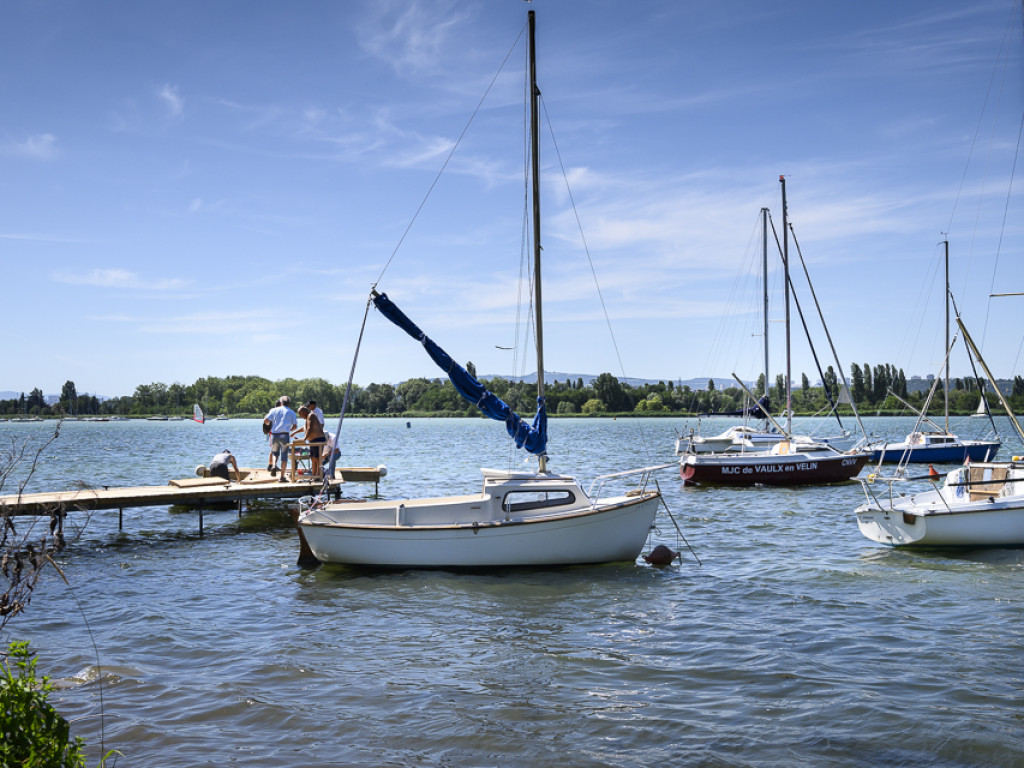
[209,449,242,483]
[307,400,324,427]
[300,405,327,478]
[265,396,298,479]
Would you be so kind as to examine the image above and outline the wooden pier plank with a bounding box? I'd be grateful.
[0,467,384,516]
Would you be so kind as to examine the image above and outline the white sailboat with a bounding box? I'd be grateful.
[676,423,783,455]
[856,316,1024,547]
[862,242,1000,463]
[971,393,991,418]
[298,10,662,568]
[679,178,871,486]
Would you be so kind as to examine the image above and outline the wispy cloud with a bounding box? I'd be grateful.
[52,268,190,291]
[358,0,473,76]
[5,133,58,159]
[158,84,184,118]
[95,309,297,339]
[1,232,82,243]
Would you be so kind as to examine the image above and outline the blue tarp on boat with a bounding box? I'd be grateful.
[372,292,547,455]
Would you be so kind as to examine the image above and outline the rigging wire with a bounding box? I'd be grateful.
[372,21,527,288]
[320,294,374,498]
[946,0,1023,349]
[538,93,661,460]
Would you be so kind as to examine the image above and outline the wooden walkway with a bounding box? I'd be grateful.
[0,466,386,535]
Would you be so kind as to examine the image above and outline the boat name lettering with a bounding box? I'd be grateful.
[732,462,820,474]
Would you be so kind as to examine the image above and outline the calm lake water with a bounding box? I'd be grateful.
[2,415,1022,767]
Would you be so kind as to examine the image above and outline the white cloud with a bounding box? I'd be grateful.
[52,268,190,291]
[158,84,184,118]
[6,133,58,159]
[358,0,472,76]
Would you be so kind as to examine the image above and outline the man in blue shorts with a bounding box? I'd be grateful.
[265,396,298,480]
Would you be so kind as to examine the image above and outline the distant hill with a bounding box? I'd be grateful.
[480,372,741,389]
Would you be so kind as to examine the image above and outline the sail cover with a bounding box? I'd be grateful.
[372,292,547,454]
[706,394,771,418]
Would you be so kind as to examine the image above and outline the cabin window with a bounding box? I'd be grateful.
[502,490,576,513]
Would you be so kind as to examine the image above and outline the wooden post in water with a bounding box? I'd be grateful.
[198,506,204,537]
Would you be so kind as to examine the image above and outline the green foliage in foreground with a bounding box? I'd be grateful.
[0,641,117,768]
[1,641,86,767]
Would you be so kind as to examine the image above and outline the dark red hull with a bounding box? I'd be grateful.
[680,452,871,487]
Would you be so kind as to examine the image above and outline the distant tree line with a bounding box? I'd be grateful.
[3,365,1024,419]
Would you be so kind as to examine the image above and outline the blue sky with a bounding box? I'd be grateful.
[2,0,1022,398]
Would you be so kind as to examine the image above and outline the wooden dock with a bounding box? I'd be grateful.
[0,466,386,535]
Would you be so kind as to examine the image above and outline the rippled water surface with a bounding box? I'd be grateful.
[3,416,1022,767]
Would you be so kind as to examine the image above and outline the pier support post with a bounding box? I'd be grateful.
[199,507,204,537]
[118,508,123,532]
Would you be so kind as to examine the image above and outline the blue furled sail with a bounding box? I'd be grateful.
[372,291,547,455]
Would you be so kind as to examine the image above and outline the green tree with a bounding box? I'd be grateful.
[773,374,786,404]
[593,373,630,412]
[850,363,865,403]
[635,394,666,413]
[581,398,605,414]
[823,366,838,400]
[59,381,77,414]
[26,388,46,411]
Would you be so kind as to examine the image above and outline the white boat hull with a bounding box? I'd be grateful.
[302,497,659,567]
[856,462,1024,547]
[299,470,661,567]
[856,500,1024,547]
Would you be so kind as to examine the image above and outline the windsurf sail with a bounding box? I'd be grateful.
[372,291,547,454]
[192,404,205,424]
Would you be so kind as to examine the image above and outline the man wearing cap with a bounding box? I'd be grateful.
[264,396,298,480]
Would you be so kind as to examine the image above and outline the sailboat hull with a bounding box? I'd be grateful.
[680,450,870,487]
[299,472,661,567]
[866,439,1000,463]
[856,503,1024,547]
[856,461,1024,546]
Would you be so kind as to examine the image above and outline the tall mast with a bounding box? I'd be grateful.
[944,239,950,433]
[761,206,770,403]
[780,175,792,435]
[528,10,547,472]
